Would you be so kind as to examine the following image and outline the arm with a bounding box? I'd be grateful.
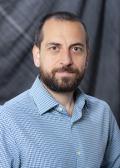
[101,108,120,167]
[0,115,20,168]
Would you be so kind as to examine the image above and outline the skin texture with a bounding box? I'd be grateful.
[32,18,89,115]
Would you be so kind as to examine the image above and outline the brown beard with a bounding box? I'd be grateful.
[39,65,85,92]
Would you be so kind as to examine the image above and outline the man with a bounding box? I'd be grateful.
[0,11,120,168]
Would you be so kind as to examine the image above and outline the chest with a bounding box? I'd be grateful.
[15,113,107,168]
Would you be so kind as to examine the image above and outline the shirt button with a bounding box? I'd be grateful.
[76,150,80,156]
[58,106,63,112]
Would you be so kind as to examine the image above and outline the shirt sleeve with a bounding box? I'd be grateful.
[0,115,20,168]
[101,106,120,167]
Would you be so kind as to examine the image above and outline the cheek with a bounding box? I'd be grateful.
[73,58,87,69]
[42,54,60,69]
[40,57,56,73]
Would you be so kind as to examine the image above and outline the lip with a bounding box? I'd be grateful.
[56,71,74,77]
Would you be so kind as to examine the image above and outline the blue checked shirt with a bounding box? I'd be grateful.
[0,77,120,168]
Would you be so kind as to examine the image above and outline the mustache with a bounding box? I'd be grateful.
[52,66,79,73]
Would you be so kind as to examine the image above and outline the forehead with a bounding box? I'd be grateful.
[41,18,86,44]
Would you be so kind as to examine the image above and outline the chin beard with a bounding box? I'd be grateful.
[39,67,85,92]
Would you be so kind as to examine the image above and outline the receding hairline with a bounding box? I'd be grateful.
[34,12,89,48]
[43,17,85,28]
[42,18,87,42]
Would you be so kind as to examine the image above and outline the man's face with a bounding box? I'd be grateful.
[33,18,89,92]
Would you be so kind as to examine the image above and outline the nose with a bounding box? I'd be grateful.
[60,49,73,66]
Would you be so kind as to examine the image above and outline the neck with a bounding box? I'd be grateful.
[43,84,75,116]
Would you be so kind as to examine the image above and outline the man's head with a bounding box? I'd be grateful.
[32,11,89,93]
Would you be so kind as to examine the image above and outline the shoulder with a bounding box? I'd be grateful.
[84,94,110,111]
[3,90,31,108]
[83,94,119,132]
[83,94,113,122]
[0,89,36,120]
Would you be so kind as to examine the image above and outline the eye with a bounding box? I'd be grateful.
[72,46,83,53]
[49,45,60,52]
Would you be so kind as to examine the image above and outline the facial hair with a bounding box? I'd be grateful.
[39,65,85,93]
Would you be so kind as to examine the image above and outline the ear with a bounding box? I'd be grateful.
[32,45,40,67]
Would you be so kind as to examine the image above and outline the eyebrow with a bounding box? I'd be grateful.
[70,43,85,48]
[46,42,61,47]
[46,42,85,48]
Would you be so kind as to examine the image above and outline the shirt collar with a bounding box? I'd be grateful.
[29,76,58,115]
[70,88,87,124]
[29,77,87,117]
